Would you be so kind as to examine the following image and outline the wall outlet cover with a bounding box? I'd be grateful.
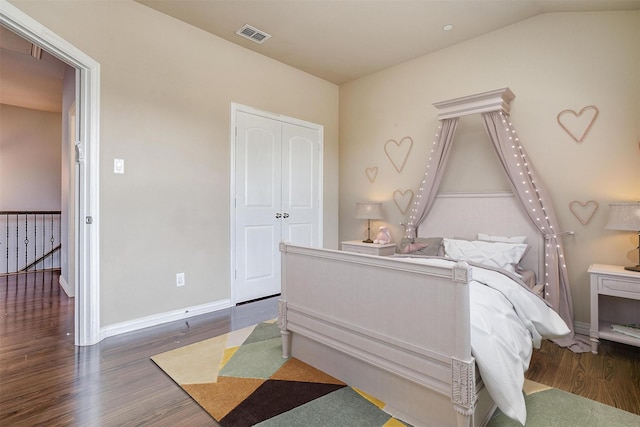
[176,272,185,287]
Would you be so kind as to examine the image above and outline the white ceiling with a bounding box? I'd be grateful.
[1,0,639,113]
[135,0,640,84]
[0,26,69,112]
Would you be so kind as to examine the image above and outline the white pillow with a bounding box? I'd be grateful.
[477,233,527,244]
[443,238,528,273]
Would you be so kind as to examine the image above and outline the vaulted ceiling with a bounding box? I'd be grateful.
[2,0,639,112]
[135,0,640,84]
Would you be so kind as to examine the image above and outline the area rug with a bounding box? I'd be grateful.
[152,321,640,427]
[488,380,640,427]
[151,320,411,426]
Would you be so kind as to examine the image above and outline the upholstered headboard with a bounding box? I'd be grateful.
[417,192,544,283]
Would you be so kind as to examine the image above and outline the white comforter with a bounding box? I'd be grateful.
[408,258,570,425]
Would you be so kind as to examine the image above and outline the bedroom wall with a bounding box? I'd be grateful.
[339,11,640,326]
[8,0,339,327]
[0,104,62,210]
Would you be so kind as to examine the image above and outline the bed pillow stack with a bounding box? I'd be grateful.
[399,237,443,256]
[443,238,528,274]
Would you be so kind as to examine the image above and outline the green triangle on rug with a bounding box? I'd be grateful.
[488,386,640,427]
[152,321,640,427]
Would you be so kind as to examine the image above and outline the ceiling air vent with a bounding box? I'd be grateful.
[236,24,271,44]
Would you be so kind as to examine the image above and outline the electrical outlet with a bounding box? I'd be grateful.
[176,272,185,287]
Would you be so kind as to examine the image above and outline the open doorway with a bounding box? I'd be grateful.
[1,3,101,346]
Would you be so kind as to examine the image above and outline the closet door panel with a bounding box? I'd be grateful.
[235,112,282,303]
[281,123,321,248]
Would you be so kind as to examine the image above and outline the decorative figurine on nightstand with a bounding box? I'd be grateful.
[374,226,392,244]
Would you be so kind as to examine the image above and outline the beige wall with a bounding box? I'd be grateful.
[9,0,339,326]
[339,11,640,325]
[0,104,62,210]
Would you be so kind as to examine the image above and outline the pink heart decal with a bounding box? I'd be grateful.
[569,200,599,225]
[557,105,599,143]
[393,189,414,214]
[384,137,413,173]
[365,167,378,183]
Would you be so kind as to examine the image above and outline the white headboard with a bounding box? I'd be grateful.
[417,192,544,282]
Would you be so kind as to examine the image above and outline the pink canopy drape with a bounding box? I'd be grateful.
[406,111,588,352]
[405,118,458,239]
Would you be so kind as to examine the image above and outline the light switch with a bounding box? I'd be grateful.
[114,158,125,174]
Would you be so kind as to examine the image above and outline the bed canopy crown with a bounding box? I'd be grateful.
[406,87,585,351]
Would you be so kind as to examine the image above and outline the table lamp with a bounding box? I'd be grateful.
[355,202,383,243]
[605,202,640,272]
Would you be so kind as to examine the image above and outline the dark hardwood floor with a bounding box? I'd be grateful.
[1,272,638,426]
[0,271,276,426]
[526,335,640,416]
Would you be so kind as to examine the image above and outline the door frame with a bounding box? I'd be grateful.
[1,2,101,346]
[229,103,323,305]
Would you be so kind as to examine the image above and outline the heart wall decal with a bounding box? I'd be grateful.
[384,137,413,173]
[393,189,414,214]
[569,200,599,225]
[557,105,599,143]
[365,167,378,183]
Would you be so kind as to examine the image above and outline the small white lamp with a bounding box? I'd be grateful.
[605,202,640,272]
[355,202,383,243]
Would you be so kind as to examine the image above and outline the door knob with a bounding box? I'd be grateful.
[283,213,289,218]
[275,213,282,218]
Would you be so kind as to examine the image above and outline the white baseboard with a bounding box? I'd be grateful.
[100,299,232,340]
[59,275,75,297]
[573,320,590,337]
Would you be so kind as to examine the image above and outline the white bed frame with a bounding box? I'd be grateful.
[278,192,544,427]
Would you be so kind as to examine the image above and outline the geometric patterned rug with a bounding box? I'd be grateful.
[153,320,640,427]
[151,320,412,426]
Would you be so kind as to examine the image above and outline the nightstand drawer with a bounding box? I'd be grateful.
[599,277,640,299]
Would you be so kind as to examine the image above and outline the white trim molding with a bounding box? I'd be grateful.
[433,87,515,120]
[59,275,74,297]
[100,300,232,340]
[1,0,101,346]
[573,320,590,338]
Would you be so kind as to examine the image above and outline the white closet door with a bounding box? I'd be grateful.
[281,122,321,248]
[234,111,322,304]
[235,112,282,303]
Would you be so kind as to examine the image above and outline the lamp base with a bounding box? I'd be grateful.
[624,265,640,273]
[362,239,373,243]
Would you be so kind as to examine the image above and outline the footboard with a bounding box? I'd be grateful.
[278,243,495,427]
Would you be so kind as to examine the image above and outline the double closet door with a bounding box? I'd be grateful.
[234,109,322,303]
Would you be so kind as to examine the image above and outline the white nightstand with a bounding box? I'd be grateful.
[341,240,396,256]
[588,264,640,354]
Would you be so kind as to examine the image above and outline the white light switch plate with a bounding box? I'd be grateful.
[114,158,125,174]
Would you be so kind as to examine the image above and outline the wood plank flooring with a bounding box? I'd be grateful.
[1,272,638,426]
[0,272,276,426]
[526,334,640,415]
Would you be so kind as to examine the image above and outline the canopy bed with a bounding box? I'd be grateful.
[277,88,582,426]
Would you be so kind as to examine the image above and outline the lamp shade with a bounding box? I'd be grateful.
[605,202,640,231]
[355,202,383,220]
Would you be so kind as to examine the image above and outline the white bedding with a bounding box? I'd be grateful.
[404,257,570,425]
